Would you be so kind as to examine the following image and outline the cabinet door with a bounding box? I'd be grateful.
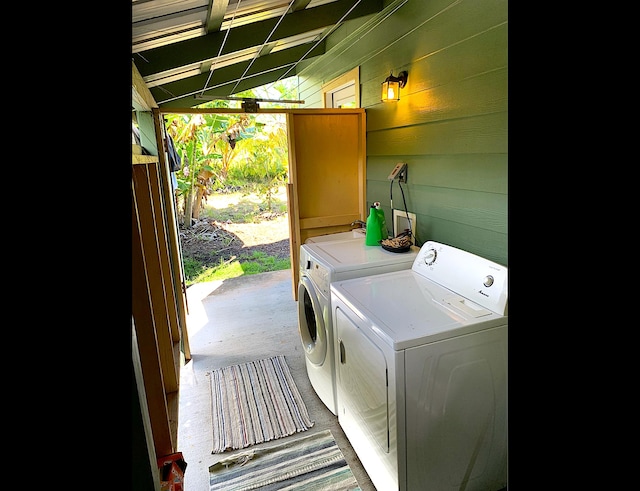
[287,109,367,300]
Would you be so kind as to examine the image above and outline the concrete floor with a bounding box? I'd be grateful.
[177,269,376,491]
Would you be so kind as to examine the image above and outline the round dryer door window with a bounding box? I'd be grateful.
[298,276,327,365]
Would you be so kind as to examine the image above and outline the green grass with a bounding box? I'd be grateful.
[181,187,291,286]
[183,252,290,286]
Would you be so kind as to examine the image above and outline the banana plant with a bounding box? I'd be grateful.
[165,110,255,226]
[165,77,298,225]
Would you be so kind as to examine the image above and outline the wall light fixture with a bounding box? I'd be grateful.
[381,71,408,102]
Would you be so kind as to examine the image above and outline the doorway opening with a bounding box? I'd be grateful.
[155,70,365,287]
[159,109,292,286]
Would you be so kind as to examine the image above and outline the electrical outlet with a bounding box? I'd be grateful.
[398,166,407,183]
[393,210,416,243]
[388,162,407,180]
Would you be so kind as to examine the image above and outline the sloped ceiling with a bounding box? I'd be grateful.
[132,0,383,109]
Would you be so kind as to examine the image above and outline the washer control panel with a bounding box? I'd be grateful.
[308,260,329,296]
[300,245,330,297]
[412,241,508,316]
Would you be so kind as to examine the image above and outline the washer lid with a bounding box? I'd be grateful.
[331,270,506,350]
[305,230,365,243]
[304,239,418,273]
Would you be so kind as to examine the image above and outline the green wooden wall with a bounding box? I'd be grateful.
[297,0,508,266]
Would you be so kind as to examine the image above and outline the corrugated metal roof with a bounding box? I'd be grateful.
[132,0,383,108]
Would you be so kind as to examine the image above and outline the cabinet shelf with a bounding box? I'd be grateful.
[133,154,159,165]
[132,144,159,165]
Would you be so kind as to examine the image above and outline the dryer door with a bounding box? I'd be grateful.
[335,306,389,452]
[297,276,327,365]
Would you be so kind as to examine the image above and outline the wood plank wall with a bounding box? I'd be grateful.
[297,0,508,266]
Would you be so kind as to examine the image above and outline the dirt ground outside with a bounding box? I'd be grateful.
[177,187,291,269]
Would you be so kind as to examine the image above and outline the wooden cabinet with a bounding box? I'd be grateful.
[285,109,367,300]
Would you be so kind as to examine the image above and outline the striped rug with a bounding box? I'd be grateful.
[210,355,314,453]
[209,429,361,490]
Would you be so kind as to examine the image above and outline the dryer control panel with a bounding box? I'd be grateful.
[412,241,508,316]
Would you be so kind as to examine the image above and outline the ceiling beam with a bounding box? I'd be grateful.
[134,0,382,78]
[132,61,158,111]
[206,0,229,33]
[151,42,326,108]
[289,0,313,12]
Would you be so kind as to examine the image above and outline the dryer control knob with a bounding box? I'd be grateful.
[424,249,437,265]
[483,275,494,287]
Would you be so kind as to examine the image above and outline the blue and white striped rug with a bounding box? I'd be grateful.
[210,355,314,453]
[209,429,361,490]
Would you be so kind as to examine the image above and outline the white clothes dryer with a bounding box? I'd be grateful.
[330,241,508,491]
[298,237,419,415]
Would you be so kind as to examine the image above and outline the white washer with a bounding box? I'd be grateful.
[298,237,419,415]
[304,229,366,243]
[331,241,508,491]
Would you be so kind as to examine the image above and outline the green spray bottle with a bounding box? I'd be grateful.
[374,202,388,240]
[365,204,382,245]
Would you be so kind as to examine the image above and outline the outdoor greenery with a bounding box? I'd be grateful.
[179,185,291,286]
[164,80,298,284]
[165,80,298,227]
[199,189,288,223]
[179,186,293,288]
[183,251,290,285]
[165,81,298,285]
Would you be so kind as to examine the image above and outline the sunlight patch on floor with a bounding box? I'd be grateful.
[185,280,224,337]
